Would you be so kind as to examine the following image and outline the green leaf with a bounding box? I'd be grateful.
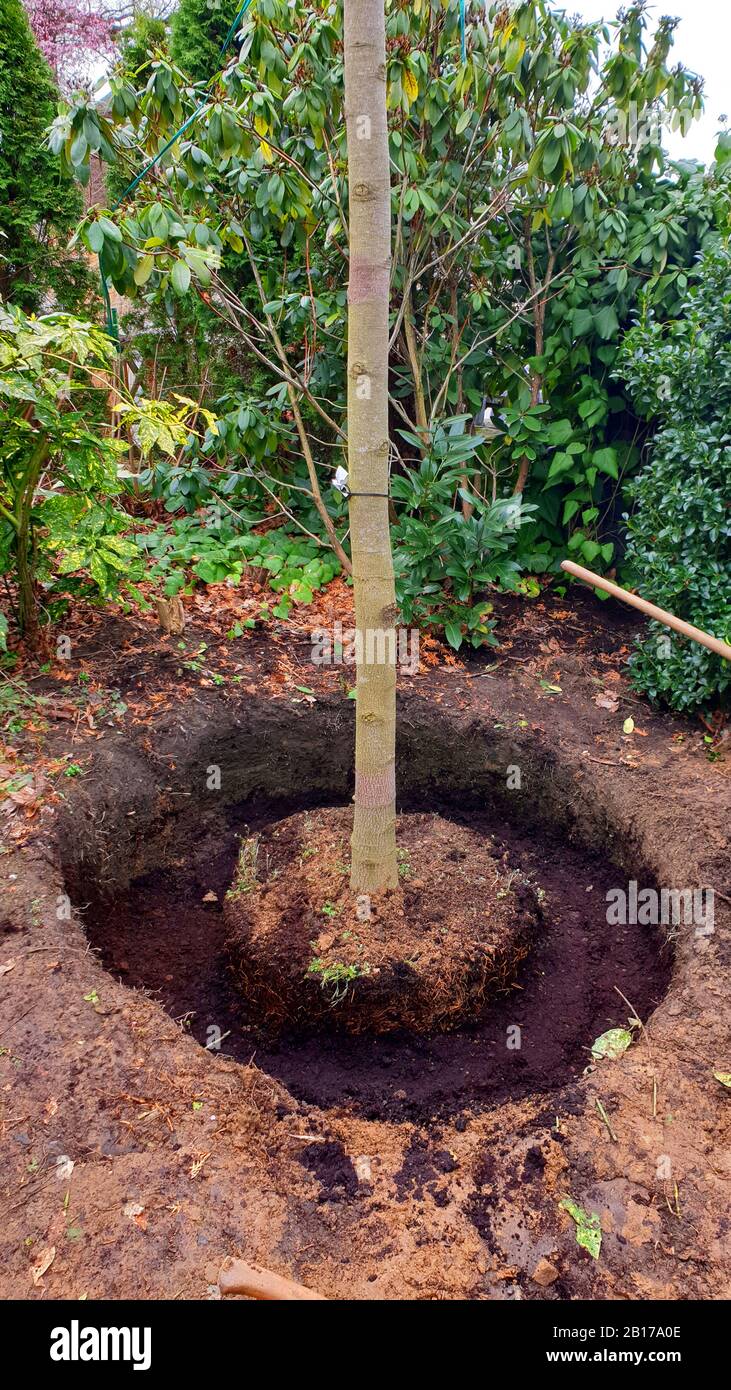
[86,222,105,254]
[134,255,155,287]
[591,1028,633,1062]
[559,1197,602,1260]
[171,261,191,295]
[593,447,618,479]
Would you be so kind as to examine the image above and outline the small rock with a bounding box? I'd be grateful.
[531,1257,559,1287]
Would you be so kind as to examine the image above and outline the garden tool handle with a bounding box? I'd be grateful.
[561,561,731,663]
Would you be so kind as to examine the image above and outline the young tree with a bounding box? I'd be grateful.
[343,0,397,890]
[0,0,87,310]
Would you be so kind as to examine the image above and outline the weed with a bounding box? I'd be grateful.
[307,957,370,1003]
[229,836,259,898]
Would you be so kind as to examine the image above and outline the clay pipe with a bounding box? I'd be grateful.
[218,1257,327,1301]
[561,560,731,663]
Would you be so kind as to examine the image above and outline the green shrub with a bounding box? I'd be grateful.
[617,248,731,714]
[392,419,535,649]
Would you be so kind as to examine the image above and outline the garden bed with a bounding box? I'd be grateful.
[0,594,729,1302]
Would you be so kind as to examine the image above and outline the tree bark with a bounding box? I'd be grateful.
[344,0,398,892]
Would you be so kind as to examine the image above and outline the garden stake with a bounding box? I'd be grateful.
[561,561,731,663]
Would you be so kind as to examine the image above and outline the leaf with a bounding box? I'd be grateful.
[623,716,635,734]
[134,255,155,287]
[559,1198,602,1259]
[31,1245,56,1286]
[594,691,619,712]
[403,70,419,104]
[86,222,105,254]
[593,446,619,479]
[713,1071,731,1089]
[171,260,191,295]
[591,1027,633,1062]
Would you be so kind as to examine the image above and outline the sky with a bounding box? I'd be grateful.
[571,0,730,163]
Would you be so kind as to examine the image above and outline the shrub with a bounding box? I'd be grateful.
[617,247,731,714]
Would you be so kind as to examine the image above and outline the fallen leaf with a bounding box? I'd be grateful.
[594,692,619,712]
[123,1201,145,1219]
[55,1155,75,1181]
[30,1245,56,1285]
[623,716,635,734]
[202,891,218,903]
[559,1196,602,1259]
[0,959,17,976]
[591,1027,633,1062]
[9,785,39,808]
[713,1071,731,1089]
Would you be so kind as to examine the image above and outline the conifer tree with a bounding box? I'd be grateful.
[0,0,85,309]
[170,0,232,85]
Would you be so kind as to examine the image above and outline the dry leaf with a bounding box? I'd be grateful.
[594,692,619,712]
[0,959,17,976]
[31,1245,56,1286]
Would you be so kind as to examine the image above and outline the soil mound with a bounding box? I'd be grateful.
[224,808,544,1035]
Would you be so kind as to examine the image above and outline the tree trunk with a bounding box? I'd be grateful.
[16,522,38,642]
[344,0,398,892]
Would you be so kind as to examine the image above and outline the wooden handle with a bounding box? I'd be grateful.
[561,560,731,663]
[218,1257,327,1301]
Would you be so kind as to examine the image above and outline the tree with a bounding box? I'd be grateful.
[50,1,706,566]
[0,0,87,310]
[343,0,397,889]
[23,0,115,90]
[170,0,234,86]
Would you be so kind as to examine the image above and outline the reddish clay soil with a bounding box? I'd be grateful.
[223,808,544,1035]
[1,585,729,1301]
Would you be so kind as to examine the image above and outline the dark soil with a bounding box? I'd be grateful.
[223,808,543,1035]
[82,797,671,1123]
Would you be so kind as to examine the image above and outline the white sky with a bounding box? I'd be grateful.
[572,0,730,163]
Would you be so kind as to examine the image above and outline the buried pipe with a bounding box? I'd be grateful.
[561,560,731,664]
[218,1257,327,1301]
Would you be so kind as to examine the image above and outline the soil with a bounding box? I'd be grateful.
[83,802,669,1124]
[223,808,544,1035]
[1,583,730,1302]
